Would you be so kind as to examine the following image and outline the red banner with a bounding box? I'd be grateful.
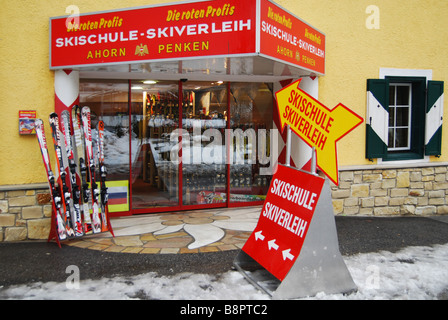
[50,0,257,69]
[259,0,325,74]
[242,164,324,281]
[50,0,325,75]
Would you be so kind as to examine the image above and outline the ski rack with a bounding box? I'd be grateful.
[38,107,114,247]
[47,204,115,247]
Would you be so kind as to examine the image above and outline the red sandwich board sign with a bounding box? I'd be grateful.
[242,164,324,281]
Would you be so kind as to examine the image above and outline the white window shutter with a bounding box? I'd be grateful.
[425,81,444,156]
[366,79,389,159]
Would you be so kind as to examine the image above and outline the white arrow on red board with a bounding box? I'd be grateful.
[268,239,279,251]
[255,230,265,241]
[282,249,295,261]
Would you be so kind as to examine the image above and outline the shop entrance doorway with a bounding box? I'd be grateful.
[80,79,274,215]
[130,80,180,210]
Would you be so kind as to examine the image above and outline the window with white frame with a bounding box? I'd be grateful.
[366,76,444,161]
[388,83,412,151]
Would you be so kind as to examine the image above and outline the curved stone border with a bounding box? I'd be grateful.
[65,207,260,254]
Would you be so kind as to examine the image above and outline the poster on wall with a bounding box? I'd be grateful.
[19,110,37,135]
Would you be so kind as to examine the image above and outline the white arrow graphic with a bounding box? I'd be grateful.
[268,239,279,251]
[255,230,265,241]
[282,249,295,261]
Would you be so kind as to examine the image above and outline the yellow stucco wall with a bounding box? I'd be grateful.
[0,0,175,185]
[279,0,448,166]
[1,0,447,185]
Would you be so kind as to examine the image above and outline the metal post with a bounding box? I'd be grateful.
[310,146,317,175]
[285,125,291,167]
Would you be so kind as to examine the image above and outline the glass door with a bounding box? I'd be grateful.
[130,80,180,210]
[181,81,228,207]
[229,82,274,203]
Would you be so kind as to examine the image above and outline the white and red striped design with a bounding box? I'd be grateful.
[273,66,318,172]
[55,69,79,115]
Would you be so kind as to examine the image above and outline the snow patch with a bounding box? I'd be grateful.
[1,244,448,300]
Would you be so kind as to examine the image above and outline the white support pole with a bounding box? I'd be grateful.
[290,77,318,170]
[55,69,79,115]
[285,125,291,167]
[310,146,317,175]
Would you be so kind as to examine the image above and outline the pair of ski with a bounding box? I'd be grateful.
[36,106,112,242]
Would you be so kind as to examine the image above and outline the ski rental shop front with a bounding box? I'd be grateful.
[50,0,325,217]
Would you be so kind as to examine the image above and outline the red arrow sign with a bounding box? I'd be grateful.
[242,164,325,281]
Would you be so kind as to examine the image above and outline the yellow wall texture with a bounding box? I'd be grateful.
[0,0,175,186]
[278,0,448,166]
[1,0,447,186]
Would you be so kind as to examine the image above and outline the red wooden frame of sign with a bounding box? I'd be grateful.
[47,202,63,248]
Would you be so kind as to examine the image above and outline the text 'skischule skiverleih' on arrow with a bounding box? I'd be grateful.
[275,78,364,186]
[235,78,362,299]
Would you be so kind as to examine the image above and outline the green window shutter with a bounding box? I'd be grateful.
[366,79,389,159]
[425,81,444,156]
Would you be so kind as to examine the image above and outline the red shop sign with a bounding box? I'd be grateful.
[242,164,324,281]
[259,0,325,75]
[50,0,257,69]
[49,0,325,74]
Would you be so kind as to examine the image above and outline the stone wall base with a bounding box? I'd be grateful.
[332,166,448,216]
[0,184,52,242]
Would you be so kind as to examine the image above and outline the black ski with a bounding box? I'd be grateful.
[60,110,84,237]
[97,120,111,233]
[72,106,93,234]
[81,107,102,233]
[49,113,76,238]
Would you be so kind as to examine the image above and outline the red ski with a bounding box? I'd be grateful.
[35,119,67,242]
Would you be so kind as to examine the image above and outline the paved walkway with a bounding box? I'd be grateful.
[2,213,448,287]
[65,206,262,254]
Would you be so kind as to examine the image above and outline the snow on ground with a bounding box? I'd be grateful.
[1,243,448,300]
